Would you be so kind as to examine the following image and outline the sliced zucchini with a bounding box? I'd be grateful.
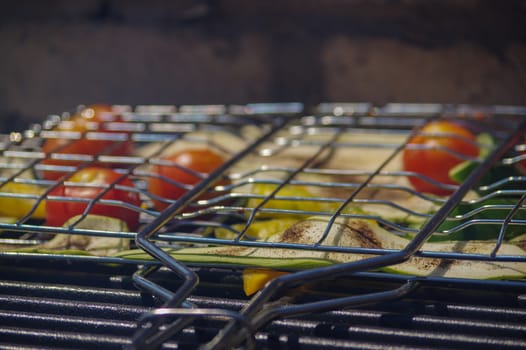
[245,183,337,218]
[115,250,335,269]
[116,217,526,280]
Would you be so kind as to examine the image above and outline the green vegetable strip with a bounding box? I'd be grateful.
[116,217,526,280]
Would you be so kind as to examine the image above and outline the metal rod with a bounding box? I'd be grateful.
[237,127,344,241]
[131,114,295,349]
[204,116,526,350]
[251,279,417,332]
[492,192,526,257]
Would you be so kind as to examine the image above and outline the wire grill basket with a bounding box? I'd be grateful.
[0,103,525,349]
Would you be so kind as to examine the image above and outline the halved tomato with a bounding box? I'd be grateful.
[402,120,480,196]
[41,104,133,180]
[147,148,228,211]
[46,167,141,231]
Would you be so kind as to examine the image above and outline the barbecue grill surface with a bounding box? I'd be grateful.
[1,259,526,350]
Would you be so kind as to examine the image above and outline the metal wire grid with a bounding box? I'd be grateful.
[0,103,525,349]
[0,104,294,245]
[127,105,526,349]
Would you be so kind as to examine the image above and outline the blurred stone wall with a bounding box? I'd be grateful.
[1,0,525,131]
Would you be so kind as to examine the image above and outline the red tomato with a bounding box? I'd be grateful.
[402,120,479,196]
[46,167,141,230]
[41,104,133,180]
[517,149,526,175]
[147,149,227,211]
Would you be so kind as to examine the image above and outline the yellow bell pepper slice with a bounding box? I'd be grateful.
[246,183,367,220]
[0,182,46,219]
[247,183,333,218]
[215,218,298,240]
[242,268,289,296]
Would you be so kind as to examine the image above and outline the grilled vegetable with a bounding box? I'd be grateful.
[448,133,522,195]
[242,268,289,296]
[41,104,133,180]
[517,149,526,175]
[214,218,298,240]
[243,176,442,233]
[116,249,334,269]
[435,197,526,241]
[4,215,130,256]
[246,183,364,219]
[116,217,526,280]
[403,121,480,196]
[0,182,46,219]
[511,233,526,250]
[246,183,329,218]
[46,167,141,231]
[448,133,494,184]
[147,148,228,211]
[440,133,525,241]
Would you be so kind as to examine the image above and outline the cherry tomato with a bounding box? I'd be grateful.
[147,149,227,211]
[46,167,141,230]
[517,148,526,175]
[41,104,133,180]
[402,120,479,196]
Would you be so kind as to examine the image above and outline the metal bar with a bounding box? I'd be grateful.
[136,308,257,350]
[203,115,526,350]
[250,279,417,332]
[315,128,416,245]
[1,259,526,350]
[237,127,344,241]
[1,104,526,350]
[130,114,295,349]
[492,192,526,256]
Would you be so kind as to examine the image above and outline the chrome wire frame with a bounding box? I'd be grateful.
[0,103,525,349]
[128,105,526,349]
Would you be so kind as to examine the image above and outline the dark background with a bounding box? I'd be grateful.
[1,0,526,132]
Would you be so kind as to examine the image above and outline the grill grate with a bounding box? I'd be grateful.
[0,103,525,349]
[1,260,525,349]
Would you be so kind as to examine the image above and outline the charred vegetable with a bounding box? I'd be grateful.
[3,215,130,256]
[46,167,141,231]
[116,217,526,280]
